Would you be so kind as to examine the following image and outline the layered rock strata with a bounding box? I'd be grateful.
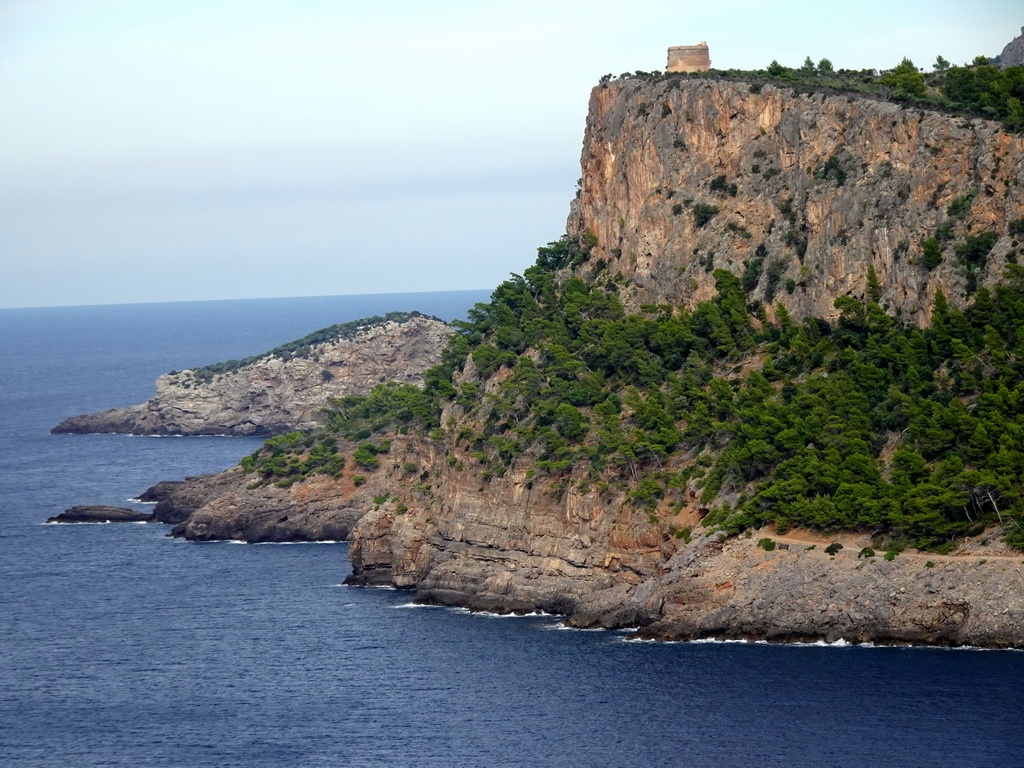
[160,433,1024,647]
[53,313,451,436]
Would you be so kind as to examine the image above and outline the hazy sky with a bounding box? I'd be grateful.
[1,1,1020,308]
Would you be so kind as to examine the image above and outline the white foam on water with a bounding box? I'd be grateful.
[250,540,344,545]
[43,520,111,525]
[541,622,603,632]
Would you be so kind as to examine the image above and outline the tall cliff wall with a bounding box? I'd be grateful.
[568,78,1024,324]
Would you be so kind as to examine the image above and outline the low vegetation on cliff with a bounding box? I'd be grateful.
[242,228,1024,552]
[603,55,1024,132]
[172,311,437,385]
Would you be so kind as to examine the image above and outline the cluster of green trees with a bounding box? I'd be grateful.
[240,431,345,487]
[604,56,1024,132]
[243,229,1024,551]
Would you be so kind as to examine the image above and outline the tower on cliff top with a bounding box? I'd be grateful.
[667,42,711,72]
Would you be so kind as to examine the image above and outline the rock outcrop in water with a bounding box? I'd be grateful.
[52,313,451,436]
[47,506,152,524]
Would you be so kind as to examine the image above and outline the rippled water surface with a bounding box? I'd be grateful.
[2,293,1023,768]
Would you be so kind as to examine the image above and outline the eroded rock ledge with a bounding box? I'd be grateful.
[138,470,365,543]
[52,313,452,436]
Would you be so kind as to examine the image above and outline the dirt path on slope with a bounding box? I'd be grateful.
[765,527,1024,563]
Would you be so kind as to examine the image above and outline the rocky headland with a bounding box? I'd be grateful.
[71,69,1024,649]
[52,312,451,436]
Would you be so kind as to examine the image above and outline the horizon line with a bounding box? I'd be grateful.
[0,287,493,312]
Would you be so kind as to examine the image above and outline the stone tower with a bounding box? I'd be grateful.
[667,42,711,73]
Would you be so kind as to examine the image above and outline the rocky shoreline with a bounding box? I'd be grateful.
[125,457,1024,650]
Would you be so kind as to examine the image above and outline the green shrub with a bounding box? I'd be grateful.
[922,237,942,269]
[354,444,381,470]
[954,231,999,264]
[946,193,974,219]
[693,203,719,228]
[815,155,848,186]
[757,537,777,551]
[825,542,844,556]
[352,475,366,487]
[710,175,738,197]
[858,547,876,558]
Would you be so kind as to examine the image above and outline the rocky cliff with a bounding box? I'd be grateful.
[567,77,1024,324]
[1000,27,1024,69]
[53,313,451,436]
[102,76,1024,648]
[159,429,1024,647]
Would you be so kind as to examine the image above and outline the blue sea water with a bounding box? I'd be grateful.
[2,291,1023,768]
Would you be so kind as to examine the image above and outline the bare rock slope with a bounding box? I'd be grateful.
[1000,27,1024,69]
[53,312,452,436]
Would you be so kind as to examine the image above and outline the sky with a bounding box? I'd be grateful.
[1,0,1020,308]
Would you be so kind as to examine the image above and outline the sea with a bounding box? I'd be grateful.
[2,291,1023,768]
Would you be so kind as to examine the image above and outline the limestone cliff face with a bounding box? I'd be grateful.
[567,78,1024,324]
[53,314,451,436]
[343,436,665,616]
[1000,27,1024,69]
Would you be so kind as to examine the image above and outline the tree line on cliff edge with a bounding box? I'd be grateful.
[242,227,1024,553]
[601,55,1024,133]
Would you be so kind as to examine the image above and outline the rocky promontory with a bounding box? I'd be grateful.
[52,312,452,436]
[137,469,373,543]
[64,70,1024,649]
[145,432,1024,647]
